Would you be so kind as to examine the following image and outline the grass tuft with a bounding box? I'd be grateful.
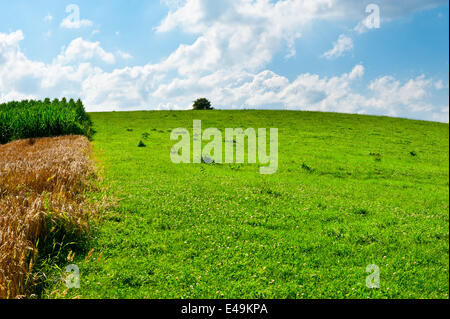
[138,140,147,148]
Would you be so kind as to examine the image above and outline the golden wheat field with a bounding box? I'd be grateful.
[0,136,95,299]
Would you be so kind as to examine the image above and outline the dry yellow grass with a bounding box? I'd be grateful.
[0,135,95,299]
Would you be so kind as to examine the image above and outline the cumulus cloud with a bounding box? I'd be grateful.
[60,17,93,29]
[434,80,447,90]
[160,0,187,11]
[1,0,448,123]
[155,0,447,72]
[0,29,446,122]
[117,51,133,60]
[322,34,354,59]
[55,38,116,65]
[156,0,335,72]
[0,30,24,48]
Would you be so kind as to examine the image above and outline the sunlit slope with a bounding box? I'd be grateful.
[56,110,449,299]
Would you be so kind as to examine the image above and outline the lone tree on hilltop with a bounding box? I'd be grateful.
[193,98,213,110]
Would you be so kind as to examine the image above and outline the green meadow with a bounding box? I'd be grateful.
[48,110,449,299]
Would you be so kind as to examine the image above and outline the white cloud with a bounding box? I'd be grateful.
[0,31,442,121]
[363,75,436,116]
[434,80,447,90]
[348,64,365,79]
[117,51,133,60]
[431,106,449,123]
[0,30,24,47]
[155,0,446,73]
[55,38,116,65]
[322,34,354,59]
[1,0,448,123]
[156,0,335,72]
[61,18,93,29]
[0,28,446,122]
[160,0,187,10]
[354,20,371,34]
[285,32,302,59]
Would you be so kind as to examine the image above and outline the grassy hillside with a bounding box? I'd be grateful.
[49,110,449,299]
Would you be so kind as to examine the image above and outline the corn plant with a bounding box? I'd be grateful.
[0,98,92,144]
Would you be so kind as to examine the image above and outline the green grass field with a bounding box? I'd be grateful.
[48,110,449,299]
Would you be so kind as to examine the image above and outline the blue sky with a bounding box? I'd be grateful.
[0,0,448,122]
